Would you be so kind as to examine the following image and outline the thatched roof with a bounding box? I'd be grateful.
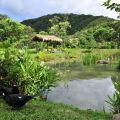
[32,34,63,43]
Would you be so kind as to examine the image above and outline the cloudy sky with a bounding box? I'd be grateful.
[0,0,119,21]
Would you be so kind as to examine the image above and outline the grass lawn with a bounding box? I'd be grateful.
[0,99,112,120]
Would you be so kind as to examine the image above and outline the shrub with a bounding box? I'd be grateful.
[0,48,60,95]
[39,51,55,62]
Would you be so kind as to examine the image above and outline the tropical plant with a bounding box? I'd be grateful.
[106,81,120,113]
[0,48,60,96]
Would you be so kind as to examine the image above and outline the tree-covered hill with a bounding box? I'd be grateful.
[1,13,120,49]
[22,13,120,48]
[22,13,114,34]
[0,14,9,20]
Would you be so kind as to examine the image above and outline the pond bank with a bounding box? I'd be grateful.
[0,99,112,120]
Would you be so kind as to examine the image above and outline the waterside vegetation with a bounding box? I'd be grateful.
[0,1,120,118]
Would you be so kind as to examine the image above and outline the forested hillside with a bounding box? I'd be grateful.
[22,13,114,35]
[1,13,120,49]
[23,13,120,48]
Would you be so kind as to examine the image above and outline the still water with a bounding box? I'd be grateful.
[48,63,119,112]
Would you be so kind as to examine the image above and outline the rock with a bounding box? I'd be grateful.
[96,60,109,64]
[113,114,120,120]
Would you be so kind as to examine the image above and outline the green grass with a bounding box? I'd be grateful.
[32,48,120,65]
[0,99,112,120]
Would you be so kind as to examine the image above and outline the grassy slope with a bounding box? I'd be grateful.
[0,99,112,120]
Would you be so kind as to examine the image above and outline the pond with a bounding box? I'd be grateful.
[47,62,120,112]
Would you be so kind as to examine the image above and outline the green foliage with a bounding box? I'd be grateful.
[34,42,47,52]
[82,53,101,65]
[93,26,115,42]
[1,13,119,49]
[103,0,120,13]
[86,40,97,49]
[38,51,55,62]
[0,47,19,83]
[97,41,117,49]
[106,81,120,113]
[64,37,79,48]
[49,16,71,37]
[117,59,120,70]
[0,48,59,95]
[0,16,34,48]
[73,28,97,48]
[0,18,24,41]
[72,22,117,48]
[0,14,8,20]
[39,31,48,35]
[103,0,120,21]
[49,16,61,25]
[22,13,120,49]
[22,13,113,35]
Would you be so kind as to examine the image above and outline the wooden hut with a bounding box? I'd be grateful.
[32,34,63,44]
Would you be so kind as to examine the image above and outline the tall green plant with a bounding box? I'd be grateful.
[0,47,19,83]
[82,53,101,65]
[106,81,120,113]
[1,48,60,96]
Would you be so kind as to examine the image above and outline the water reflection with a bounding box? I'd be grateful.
[48,77,115,112]
[48,63,120,112]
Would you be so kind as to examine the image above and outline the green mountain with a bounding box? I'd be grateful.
[1,13,119,49]
[22,13,114,35]
[22,13,120,48]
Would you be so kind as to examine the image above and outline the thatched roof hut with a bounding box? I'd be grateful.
[32,34,63,44]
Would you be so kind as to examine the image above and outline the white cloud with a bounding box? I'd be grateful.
[112,0,120,4]
[0,0,118,20]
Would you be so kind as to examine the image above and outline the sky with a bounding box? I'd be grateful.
[0,0,119,21]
